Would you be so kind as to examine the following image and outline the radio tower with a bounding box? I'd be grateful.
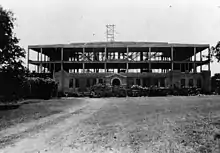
[106,24,116,42]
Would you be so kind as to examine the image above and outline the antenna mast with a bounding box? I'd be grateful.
[106,24,116,42]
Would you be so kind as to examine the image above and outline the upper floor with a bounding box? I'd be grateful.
[28,41,210,63]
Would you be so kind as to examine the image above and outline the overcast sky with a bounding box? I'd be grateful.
[1,0,220,75]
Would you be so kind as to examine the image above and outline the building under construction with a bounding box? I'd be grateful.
[27,41,211,93]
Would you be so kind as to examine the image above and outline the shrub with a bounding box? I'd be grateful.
[22,77,58,99]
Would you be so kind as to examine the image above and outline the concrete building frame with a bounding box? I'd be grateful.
[27,41,211,93]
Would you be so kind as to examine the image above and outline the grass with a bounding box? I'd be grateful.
[0,98,84,131]
[79,96,220,153]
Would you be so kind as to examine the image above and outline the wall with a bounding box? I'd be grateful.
[54,70,211,93]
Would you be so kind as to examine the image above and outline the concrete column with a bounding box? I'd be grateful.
[134,78,136,85]
[149,47,151,72]
[127,47,129,73]
[44,54,46,61]
[83,48,85,73]
[104,63,107,73]
[105,47,107,73]
[27,47,30,70]
[185,78,189,88]
[171,47,174,71]
[40,48,43,73]
[82,63,85,73]
[61,48,63,71]
[37,51,39,73]
[105,47,107,60]
[49,62,51,73]
[44,54,46,73]
[53,63,56,76]
[126,47,129,60]
[158,79,161,87]
[126,63,129,73]
[140,78,143,86]
[194,47,196,73]
[208,48,211,71]
[200,50,202,72]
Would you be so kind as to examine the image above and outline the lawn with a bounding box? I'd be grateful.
[80,96,220,153]
[0,98,84,131]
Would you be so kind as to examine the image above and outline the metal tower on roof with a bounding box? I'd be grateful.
[106,24,116,42]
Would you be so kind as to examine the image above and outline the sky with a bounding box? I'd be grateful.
[1,0,220,75]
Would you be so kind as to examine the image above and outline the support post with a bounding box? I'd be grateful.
[158,79,161,87]
[53,63,56,78]
[27,47,30,70]
[140,51,143,61]
[83,48,85,73]
[44,54,46,73]
[127,47,129,72]
[208,47,211,71]
[61,48,63,71]
[194,47,196,73]
[140,78,143,86]
[171,47,173,71]
[105,47,107,60]
[105,47,107,73]
[37,51,39,73]
[200,50,202,72]
[149,47,151,72]
[40,48,43,73]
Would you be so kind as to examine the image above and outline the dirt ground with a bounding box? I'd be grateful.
[1,96,220,153]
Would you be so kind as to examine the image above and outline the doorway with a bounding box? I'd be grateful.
[112,78,121,86]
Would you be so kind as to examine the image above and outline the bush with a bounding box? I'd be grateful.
[0,71,25,102]
[22,77,58,99]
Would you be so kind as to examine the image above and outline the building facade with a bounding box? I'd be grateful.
[27,41,211,93]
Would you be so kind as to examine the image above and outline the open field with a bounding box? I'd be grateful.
[0,96,220,153]
[0,98,86,131]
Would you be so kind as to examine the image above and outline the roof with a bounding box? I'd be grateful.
[28,41,210,49]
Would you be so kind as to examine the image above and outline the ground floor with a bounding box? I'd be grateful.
[54,70,211,93]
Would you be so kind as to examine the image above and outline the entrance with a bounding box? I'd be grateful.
[112,78,121,86]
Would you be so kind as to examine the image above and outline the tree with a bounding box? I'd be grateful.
[212,41,220,62]
[0,6,27,101]
[0,5,25,72]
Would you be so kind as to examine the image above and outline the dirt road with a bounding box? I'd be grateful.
[0,96,219,153]
[0,98,108,153]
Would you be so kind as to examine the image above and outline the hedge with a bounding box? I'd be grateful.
[22,77,58,99]
[0,75,58,101]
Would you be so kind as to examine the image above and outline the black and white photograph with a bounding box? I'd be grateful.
[0,0,220,152]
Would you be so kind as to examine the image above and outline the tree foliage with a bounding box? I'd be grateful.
[212,41,220,62]
[0,6,25,72]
